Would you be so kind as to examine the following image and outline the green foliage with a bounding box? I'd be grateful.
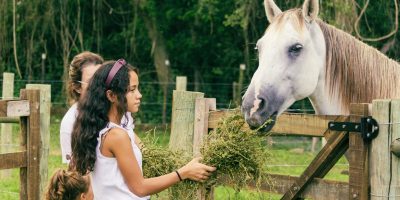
[0,0,399,122]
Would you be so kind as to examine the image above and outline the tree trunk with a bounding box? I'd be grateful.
[140,11,171,124]
[60,1,72,104]
[13,0,22,78]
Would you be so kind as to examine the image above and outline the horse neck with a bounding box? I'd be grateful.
[309,72,346,115]
[316,20,400,113]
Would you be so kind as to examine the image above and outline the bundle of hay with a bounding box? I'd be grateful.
[200,112,270,190]
[141,111,271,199]
[141,136,198,199]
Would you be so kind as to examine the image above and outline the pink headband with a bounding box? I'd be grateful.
[105,59,126,87]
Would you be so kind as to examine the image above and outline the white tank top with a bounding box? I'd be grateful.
[91,122,150,200]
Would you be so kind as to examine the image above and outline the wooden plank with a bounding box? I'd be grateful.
[2,73,14,99]
[194,98,207,200]
[281,128,349,199]
[313,116,350,178]
[0,151,27,169]
[0,117,19,123]
[240,174,348,199]
[390,100,400,198]
[208,111,341,136]
[7,100,30,117]
[205,98,216,200]
[27,84,51,197]
[0,100,30,117]
[371,99,392,200]
[19,89,28,200]
[0,101,7,116]
[176,76,187,91]
[26,89,41,200]
[193,98,216,200]
[193,98,207,157]
[348,103,370,200]
[1,72,14,178]
[169,90,204,154]
[208,110,234,129]
[193,98,216,157]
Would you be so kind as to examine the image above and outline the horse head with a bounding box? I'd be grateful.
[242,0,326,132]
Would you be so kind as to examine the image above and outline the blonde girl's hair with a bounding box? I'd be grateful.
[67,51,104,103]
[45,169,89,200]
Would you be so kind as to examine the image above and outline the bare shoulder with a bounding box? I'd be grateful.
[105,127,130,143]
[101,127,133,157]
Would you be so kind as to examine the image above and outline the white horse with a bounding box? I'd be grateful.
[242,0,400,132]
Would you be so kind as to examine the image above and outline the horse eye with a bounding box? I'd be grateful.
[288,44,303,56]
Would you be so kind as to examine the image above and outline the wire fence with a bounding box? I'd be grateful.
[0,78,315,124]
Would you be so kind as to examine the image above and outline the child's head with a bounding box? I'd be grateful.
[85,59,140,117]
[46,169,93,200]
[68,51,103,103]
[71,59,140,175]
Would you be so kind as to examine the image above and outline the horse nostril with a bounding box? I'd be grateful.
[259,98,265,110]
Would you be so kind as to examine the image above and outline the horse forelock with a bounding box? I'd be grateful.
[267,9,305,33]
[317,20,400,111]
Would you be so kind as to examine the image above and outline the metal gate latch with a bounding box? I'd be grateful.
[328,116,379,142]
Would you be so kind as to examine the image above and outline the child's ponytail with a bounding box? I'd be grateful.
[45,169,89,200]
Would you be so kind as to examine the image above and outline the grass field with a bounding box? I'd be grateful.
[0,115,348,199]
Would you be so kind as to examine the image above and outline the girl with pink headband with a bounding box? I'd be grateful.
[70,59,216,199]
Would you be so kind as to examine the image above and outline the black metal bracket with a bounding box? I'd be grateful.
[328,116,379,142]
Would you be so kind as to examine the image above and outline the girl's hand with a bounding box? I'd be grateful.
[177,157,216,182]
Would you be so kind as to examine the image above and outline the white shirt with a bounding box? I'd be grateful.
[60,103,134,164]
[60,103,78,163]
[92,122,150,200]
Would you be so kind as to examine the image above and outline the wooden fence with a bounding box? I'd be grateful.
[0,89,47,200]
[169,90,400,200]
[0,84,51,199]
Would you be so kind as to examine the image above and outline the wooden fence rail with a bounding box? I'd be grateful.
[0,89,41,200]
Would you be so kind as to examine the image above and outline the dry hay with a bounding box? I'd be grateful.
[141,110,271,199]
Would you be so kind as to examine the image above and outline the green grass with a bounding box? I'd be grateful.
[0,117,348,200]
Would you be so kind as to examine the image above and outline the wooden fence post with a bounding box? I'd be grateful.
[390,100,400,198]
[1,72,14,178]
[19,89,28,200]
[26,84,51,198]
[176,76,187,91]
[371,99,400,199]
[25,89,41,200]
[348,103,369,199]
[193,98,216,157]
[169,90,204,154]
[232,64,245,107]
[193,98,216,200]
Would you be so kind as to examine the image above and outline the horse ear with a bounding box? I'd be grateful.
[264,0,282,23]
[302,0,319,23]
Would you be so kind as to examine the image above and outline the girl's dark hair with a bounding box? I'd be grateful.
[70,60,138,175]
[68,51,104,103]
[45,169,89,200]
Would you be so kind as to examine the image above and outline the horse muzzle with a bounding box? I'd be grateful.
[244,111,277,134]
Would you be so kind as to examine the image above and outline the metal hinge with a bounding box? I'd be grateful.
[328,116,379,142]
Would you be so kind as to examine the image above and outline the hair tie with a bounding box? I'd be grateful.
[175,170,183,181]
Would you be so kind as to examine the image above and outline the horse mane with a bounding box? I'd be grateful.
[317,19,400,111]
